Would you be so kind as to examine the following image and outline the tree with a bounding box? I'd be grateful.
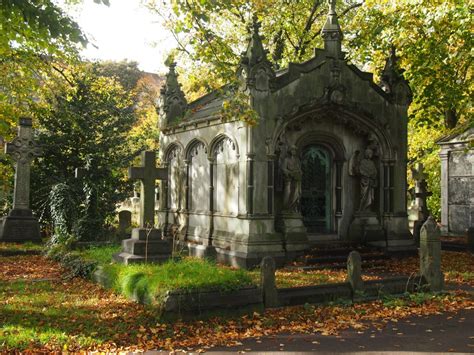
[31,64,140,241]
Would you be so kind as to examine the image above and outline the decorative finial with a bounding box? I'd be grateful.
[322,0,343,57]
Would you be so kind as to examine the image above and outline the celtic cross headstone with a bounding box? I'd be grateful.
[0,117,42,242]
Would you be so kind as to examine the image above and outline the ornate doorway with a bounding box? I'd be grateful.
[300,145,332,233]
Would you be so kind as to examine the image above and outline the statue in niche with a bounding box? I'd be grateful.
[350,147,378,212]
[281,145,303,213]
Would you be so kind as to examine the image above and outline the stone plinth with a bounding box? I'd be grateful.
[276,213,309,256]
[349,212,383,242]
[0,209,41,243]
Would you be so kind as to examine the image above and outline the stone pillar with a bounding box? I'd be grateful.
[419,216,444,292]
[260,256,278,308]
[346,251,364,294]
[439,151,449,234]
[0,117,42,242]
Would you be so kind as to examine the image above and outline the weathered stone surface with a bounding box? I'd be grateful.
[0,117,41,243]
[346,250,364,293]
[260,256,278,308]
[118,210,132,234]
[438,127,473,235]
[419,216,444,292]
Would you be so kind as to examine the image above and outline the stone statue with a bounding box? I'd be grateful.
[281,145,302,213]
[350,147,378,212]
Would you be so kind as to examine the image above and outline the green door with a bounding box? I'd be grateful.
[300,145,331,233]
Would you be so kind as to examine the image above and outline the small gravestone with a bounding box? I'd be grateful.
[346,251,364,293]
[260,256,278,308]
[420,216,444,291]
[114,151,171,264]
[467,227,474,254]
[118,210,132,235]
[0,118,42,242]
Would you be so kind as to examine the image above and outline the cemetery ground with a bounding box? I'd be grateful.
[1,243,473,352]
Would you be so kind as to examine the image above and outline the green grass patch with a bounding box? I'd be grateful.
[77,245,121,265]
[0,241,44,252]
[100,257,254,305]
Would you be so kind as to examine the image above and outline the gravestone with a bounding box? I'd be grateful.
[260,256,278,308]
[346,251,364,293]
[410,163,432,244]
[114,151,171,264]
[467,227,474,254]
[0,117,42,242]
[419,216,444,291]
[118,210,132,235]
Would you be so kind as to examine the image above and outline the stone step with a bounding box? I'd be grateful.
[113,252,172,265]
[301,252,388,265]
[122,238,172,256]
[287,259,387,271]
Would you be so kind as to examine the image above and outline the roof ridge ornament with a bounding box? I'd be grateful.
[159,61,188,128]
[321,0,343,58]
[379,46,412,106]
[237,14,275,92]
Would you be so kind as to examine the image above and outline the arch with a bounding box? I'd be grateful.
[296,131,346,162]
[163,141,184,162]
[209,132,240,159]
[185,137,209,160]
[271,105,394,160]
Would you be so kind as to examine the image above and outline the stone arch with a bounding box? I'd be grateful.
[209,133,240,159]
[163,141,184,162]
[271,105,394,160]
[295,131,346,162]
[185,137,209,160]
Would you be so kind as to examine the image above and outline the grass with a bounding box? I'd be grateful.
[0,241,44,252]
[100,258,254,305]
[77,245,121,265]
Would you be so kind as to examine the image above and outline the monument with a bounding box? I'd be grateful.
[0,117,42,242]
[114,150,172,264]
[419,216,444,292]
[409,163,432,244]
[156,0,414,267]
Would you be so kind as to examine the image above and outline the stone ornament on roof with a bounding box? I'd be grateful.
[237,16,275,92]
[379,46,412,105]
[159,62,188,128]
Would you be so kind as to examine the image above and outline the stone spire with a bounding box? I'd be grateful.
[158,62,187,127]
[321,0,343,58]
[379,46,412,105]
[238,15,275,92]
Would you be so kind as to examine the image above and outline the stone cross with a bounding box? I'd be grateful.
[129,151,167,228]
[5,117,42,211]
[420,216,444,292]
[328,0,336,13]
[412,163,432,220]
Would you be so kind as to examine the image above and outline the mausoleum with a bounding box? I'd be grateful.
[156,2,414,267]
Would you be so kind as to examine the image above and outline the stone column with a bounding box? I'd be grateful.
[0,117,42,242]
[419,216,444,292]
[260,256,278,308]
[439,150,449,234]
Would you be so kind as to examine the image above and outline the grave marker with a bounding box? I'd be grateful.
[0,118,42,242]
[419,216,444,291]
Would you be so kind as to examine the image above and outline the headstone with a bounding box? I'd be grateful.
[260,256,278,308]
[0,117,42,242]
[411,163,432,244]
[118,210,132,235]
[346,251,364,293]
[114,151,171,264]
[467,227,474,254]
[419,216,444,291]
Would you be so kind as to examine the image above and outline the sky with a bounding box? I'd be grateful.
[58,0,175,74]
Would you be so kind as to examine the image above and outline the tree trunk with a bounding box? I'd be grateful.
[444,108,457,129]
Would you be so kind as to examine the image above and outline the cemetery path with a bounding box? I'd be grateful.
[208,306,474,353]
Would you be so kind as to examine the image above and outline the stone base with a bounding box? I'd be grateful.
[349,212,384,242]
[277,213,310,254]
[0,209,41,243]
[114,228,172,265]
[214,247,287,269]
[187,242,216,258]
